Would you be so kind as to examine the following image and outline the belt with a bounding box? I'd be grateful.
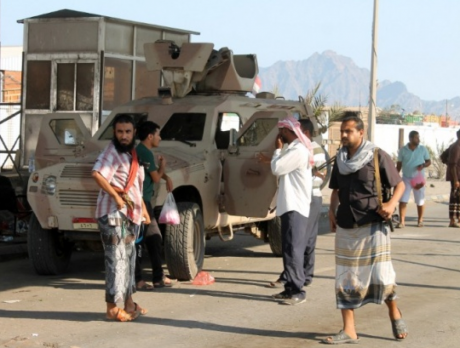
[351,222,373,229]
[350,221,390,229]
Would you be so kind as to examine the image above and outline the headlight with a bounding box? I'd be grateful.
[44,176,57,195]
[31,172,39,183]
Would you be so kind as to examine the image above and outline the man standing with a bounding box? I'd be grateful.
[270,115,313,305]
[266,118,325,289]
[324,115,407,344]
[396,130,431,228]
[135,121,174,289]
[446,129,460,227]
[92,114,149,322]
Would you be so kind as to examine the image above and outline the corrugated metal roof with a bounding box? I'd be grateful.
[17,9,200,35]
[19,9,101,21]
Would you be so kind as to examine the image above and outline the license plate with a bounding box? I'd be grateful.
[73,223,98,230]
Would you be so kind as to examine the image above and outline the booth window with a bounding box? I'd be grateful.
[103,58,132,111]
[26,61,51,109]
[56,63,94,111]
[135,61,160,99]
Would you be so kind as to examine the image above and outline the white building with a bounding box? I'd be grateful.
[0,46,23,170]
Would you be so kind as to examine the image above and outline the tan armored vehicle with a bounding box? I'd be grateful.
[27,41,328,280]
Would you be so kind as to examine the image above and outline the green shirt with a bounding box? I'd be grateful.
[136,142,158,201]
[397,144,430,178]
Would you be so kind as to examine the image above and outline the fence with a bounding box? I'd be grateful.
[0,103,22,176]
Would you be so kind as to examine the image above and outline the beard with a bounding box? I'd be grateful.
[113,136,135,153]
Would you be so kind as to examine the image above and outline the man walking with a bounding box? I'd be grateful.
[396,130,431,227]
[135,121,174,289]
[270,115,313,305]
[446,129,460,227]
[324,115,407,343]
[266,118,325,289]
[92,114,149,321]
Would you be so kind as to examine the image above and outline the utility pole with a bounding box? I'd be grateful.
[368,0,379,142]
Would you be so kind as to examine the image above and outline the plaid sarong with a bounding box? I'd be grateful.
[449,183,460,220]
[335,222,397,309]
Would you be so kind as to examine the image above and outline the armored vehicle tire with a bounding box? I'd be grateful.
[164,202,205,281]
[28,214,73,275]
[268,217,282,257]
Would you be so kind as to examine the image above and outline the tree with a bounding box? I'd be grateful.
[425,140,449,179]
[304,82,344,134]
[271,84,281,98]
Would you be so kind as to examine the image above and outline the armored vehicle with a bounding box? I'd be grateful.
[27,41,328,280]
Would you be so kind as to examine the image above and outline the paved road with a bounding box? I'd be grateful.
[0,200,459,348]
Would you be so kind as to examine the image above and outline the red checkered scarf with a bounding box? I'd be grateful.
[277,116,314,166]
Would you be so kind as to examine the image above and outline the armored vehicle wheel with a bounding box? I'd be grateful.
[28,214,72,275]
[268,217,282,256]
[164,202,205,281]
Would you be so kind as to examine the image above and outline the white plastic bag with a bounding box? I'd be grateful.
[158,193,180,225]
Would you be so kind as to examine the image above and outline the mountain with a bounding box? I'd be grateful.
[258,51,460,118]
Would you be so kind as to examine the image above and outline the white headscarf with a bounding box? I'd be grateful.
[278,115,314,166]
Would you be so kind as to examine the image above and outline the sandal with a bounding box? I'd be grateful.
[391,309,408,340]
[321,330,360,345]
[449,222,460,228]
[106,308,139,322]
[133,302,148,315]
[396,222,405,229]
[153,277,173,288]
[417,221,424,227]
[136,281,154,291]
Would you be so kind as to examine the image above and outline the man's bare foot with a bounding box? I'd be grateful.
[387,305,408,339]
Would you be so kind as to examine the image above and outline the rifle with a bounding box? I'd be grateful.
[315,155,336,172]
[374,148,394,232]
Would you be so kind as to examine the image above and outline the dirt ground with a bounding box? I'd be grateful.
[0,201,459,348]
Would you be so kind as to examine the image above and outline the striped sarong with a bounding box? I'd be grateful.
[335,222,397,309]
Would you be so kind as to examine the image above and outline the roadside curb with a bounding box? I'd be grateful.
[423,194,450,203]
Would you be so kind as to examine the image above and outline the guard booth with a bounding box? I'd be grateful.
[18,9,198,163]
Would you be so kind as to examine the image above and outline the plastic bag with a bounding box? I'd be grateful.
[158,193,180,225]
[192,271,215,286]
[410,170,426,190]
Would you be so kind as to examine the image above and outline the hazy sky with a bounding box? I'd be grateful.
[1,0,459,101]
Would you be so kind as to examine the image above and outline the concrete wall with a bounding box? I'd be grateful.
[374,124,458,157]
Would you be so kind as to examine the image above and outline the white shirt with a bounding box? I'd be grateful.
[312,141,326,197]
[271,139,312,218]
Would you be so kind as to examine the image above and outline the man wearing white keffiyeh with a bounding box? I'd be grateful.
[270,115,313,305]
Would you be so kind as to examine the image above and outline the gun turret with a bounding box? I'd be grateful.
[144,41,258,97]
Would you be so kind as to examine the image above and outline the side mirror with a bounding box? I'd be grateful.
[228,129,238,154]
